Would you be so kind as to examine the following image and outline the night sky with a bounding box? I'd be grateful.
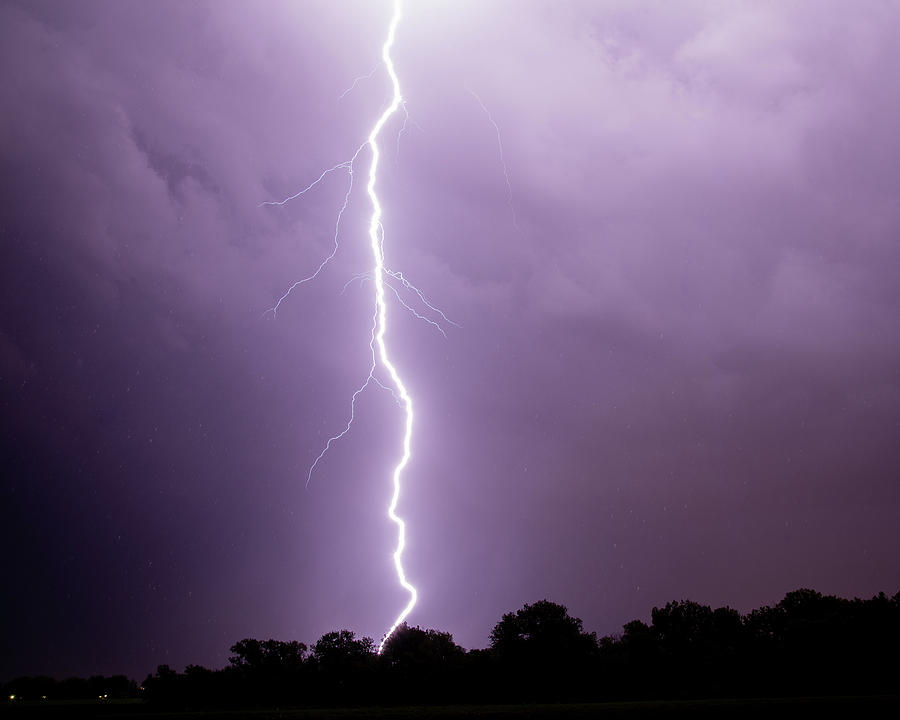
[2,0,899,682]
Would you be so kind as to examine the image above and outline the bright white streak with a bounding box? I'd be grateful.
[262,0,417,652]
[368,0,417,654]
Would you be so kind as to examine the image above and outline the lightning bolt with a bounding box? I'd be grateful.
[367,0,418,653]
[263,0,419,653]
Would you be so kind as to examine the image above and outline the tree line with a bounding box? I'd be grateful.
[5,588,899,706]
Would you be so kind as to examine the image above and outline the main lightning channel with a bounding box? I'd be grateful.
[368,0,417,654]
[263,0,418,654]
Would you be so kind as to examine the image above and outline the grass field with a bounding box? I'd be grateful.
[3,696,899,719]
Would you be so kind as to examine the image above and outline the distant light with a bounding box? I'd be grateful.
[8,695,14,701]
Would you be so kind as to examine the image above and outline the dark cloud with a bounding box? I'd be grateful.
[1,0,898,681]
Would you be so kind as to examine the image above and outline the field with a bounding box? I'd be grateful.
[3,696,899,720]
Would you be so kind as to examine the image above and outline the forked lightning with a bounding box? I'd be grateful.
[263,0,425,653]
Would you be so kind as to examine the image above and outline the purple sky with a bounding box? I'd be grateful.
[2,0,899,681]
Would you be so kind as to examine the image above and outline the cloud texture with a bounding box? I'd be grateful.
[1,0,899,679]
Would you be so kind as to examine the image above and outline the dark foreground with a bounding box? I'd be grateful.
[3,696,899,720]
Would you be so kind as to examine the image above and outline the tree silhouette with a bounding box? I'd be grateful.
[491,599,598,660]
[648,600,743,696]
[71,586,900,709]
[309,630,376,704]
[490,599,599,700]
[228,638,307,672]
[381,623,464,669]
[379,623,465,703]
[311,630,374,669]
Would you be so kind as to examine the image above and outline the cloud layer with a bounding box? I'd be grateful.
[1,0,898,679]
